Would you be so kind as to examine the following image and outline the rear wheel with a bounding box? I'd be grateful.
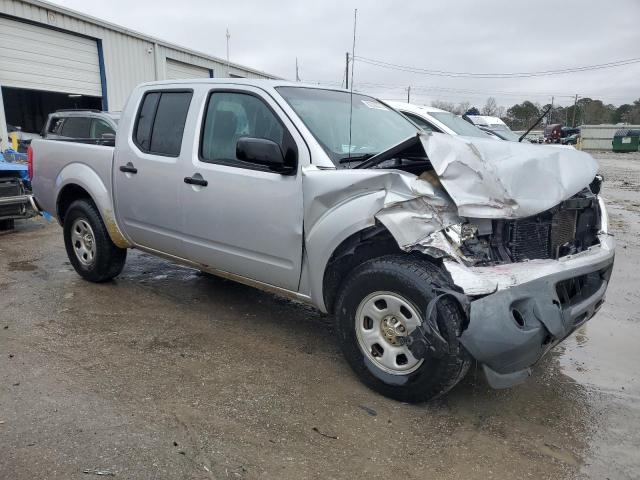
[63,199,126,282]
[335,255,470,403]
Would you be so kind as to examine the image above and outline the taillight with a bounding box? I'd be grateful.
[27,145,34,180]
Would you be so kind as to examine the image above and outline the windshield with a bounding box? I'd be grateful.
[429,112,490,138]
[276,87,418,165]
[487,127,521,142]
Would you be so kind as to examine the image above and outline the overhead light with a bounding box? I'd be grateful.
[68,94,82,98]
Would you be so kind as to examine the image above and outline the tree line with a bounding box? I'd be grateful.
[431,97,640,130]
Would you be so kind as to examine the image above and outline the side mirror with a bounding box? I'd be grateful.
[101,132,116,140]
[236,137,294,174]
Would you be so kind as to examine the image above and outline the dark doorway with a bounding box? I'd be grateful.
[2,87,102,135]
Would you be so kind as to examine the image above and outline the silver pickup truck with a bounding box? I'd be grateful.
[30,79,614,402]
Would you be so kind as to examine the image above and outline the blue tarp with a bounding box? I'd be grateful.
[1,150,31,188]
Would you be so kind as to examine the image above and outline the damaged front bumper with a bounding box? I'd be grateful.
[444,199,615,388]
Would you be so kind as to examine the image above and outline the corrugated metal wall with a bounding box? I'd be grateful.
[0,0,275,111]
[580,124,640,150]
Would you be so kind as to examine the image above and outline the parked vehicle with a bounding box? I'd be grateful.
[42,110,119,145]
[30,80,614,402]
[544,123,563,143]
[562,133,580,145]
[385,102,493,138]
[0,150,35,230]
[464,115,522,142]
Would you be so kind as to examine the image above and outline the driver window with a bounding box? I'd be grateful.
[201,92,284,165]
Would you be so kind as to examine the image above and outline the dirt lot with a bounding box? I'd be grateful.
[1,152,639,480]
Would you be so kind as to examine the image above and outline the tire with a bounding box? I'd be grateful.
[0,219,15,231]
[335,255,470,403]
[63,199,127,282]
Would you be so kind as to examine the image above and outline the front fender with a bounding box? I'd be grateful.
[302,167,461,312]
[305,191,385,311]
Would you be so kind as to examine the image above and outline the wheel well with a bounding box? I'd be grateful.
[322,224,408,314]
[57,184,92,223]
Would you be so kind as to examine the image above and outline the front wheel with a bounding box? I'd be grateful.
[335,255,470,403]
[63,199,127,282]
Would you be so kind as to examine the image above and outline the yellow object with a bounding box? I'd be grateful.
[9,131,18,151]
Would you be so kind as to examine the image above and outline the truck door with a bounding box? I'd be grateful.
[113,89,193,257]
[180,87,306,291]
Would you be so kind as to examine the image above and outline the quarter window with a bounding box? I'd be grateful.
[200,92,286,167]
[134,91,193,156]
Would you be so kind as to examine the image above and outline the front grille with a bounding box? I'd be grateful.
[508,204,586,261]
[550,209,577,256]
[510,217,551,261]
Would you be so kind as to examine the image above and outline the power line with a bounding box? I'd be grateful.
[305,79,578,100]
[354,55,640,78]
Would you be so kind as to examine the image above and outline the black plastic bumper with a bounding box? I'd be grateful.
[459,253,615,388]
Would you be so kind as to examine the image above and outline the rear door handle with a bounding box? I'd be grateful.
[184,176,208,187]
[119,163,138,174]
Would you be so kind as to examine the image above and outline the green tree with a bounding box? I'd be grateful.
[506,101,541,129]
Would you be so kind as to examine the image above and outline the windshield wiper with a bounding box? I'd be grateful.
[338,153,376,164]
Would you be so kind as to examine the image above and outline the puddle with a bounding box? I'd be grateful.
[7,260,38,272]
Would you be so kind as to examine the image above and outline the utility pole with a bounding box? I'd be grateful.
[407,86,411,103]
[345,52,350,89]
[572,94,579,127]
[549,96,554,124]
[295,58,300,82]
[226,28,231,77]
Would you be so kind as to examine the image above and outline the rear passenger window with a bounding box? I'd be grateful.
[60,117,91,138]
[134,92,159,150]
[134,91,193,156]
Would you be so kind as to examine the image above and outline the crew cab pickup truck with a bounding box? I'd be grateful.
[30,80,614,402]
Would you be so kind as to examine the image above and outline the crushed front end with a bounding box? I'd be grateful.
[443,193,614,388]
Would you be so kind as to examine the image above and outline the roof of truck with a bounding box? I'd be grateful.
[138,78,350,92]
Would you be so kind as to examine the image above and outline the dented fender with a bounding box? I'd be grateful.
[302,166,462,310]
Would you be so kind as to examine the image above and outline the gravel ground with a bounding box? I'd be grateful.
[1,151,639,479]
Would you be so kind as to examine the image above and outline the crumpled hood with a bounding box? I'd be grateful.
[419,132,598,218]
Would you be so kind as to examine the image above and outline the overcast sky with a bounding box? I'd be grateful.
[51,0,640,109]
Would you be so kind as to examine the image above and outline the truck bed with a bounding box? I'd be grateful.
[30,139,115,219]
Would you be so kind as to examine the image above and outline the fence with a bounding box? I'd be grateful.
[580,124,640,150]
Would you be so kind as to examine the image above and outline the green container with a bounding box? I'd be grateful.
[612,129,640,152]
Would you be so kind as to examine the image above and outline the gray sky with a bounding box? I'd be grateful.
[51,0,640,109]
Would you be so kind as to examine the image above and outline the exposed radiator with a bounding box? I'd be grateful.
[508,209,578,261]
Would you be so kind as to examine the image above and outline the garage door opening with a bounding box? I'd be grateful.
[2,86,102,135]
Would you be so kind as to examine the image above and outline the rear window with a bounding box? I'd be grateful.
[60,117,91,138]
[134,91,193,156]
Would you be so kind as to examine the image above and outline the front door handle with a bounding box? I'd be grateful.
[119,163,138,174]
[184,175,208,187]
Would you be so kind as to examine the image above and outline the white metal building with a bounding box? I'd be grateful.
[580,124,640,150]
[0,0,276,149]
